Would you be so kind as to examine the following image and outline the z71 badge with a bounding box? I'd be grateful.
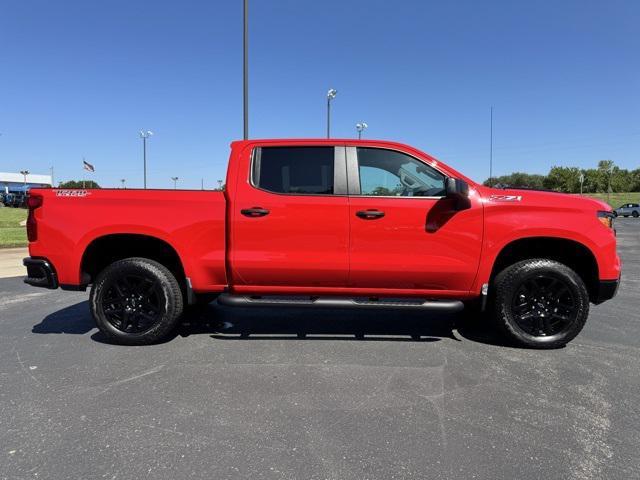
[55,190,91,197]
[489,194,522,202]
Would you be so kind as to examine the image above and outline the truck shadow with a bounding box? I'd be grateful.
[32,300,507,347]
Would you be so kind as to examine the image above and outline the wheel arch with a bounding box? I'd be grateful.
[489,237,599,301]
[80,234,187,290]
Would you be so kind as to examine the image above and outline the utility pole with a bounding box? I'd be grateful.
[217,179,223,190]
[50,166,54,188]
[139,130,153,189]
[243,0,249,140]
[489,106,493,187]
[327,89,337,138]
[201,178,204,190]
[579,172,584,195]
[171,177,179,189]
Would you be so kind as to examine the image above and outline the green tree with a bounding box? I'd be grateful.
[58,180,101,189]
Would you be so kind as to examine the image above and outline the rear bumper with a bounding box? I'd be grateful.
[23,257,59,289]
[593,277,620,304]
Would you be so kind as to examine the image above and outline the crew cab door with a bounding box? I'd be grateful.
[346,146,483,294]
[229,144,350,288]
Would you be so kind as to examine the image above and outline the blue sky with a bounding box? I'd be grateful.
[1,0,638,189]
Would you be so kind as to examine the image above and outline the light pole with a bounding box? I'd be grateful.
[489,106,494,187]
[243,0,249,140]
[217,179,223,190]
[171,177,179,189]
[20,170,29,191]
[121,178,126,189]
[327,89,337,138]
[356,122,368,140]
[579,172,584,195]
[139,130,153,189]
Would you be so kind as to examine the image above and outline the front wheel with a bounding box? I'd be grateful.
[493,259,589,349]
[633,211,639,218]
[90,257,184,345]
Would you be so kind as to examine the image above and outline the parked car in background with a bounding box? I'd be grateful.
[23,139,621,349]
[614,203,640,218]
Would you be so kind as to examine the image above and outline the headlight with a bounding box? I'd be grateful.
[597,211,615,229]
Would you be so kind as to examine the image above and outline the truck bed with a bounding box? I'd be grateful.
[28,189,227,291]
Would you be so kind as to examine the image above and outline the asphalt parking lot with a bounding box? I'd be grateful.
[1,219,638,480]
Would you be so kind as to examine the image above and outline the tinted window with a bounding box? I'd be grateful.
[253,147,334,194]
[357,148,445,197]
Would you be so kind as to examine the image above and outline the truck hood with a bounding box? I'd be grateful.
[476,186,613,212]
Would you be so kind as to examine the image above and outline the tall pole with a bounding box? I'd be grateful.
[50,166,54,188]
[326,89,337,138]
[489,106,493,186]
[143,136,147,189]
[327,96,331,138]
[243,0,249,140]
[121,179,126,189]
[139,130,153,189]
[171,177,178,189]
[201,178,204,190]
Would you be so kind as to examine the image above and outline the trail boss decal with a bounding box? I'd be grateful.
[55,190,92,197]
[489,194,522,202]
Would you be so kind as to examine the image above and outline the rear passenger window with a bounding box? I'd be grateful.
[253,147,334,194]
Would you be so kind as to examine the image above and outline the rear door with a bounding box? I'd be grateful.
[347,146,483,294]
[230,144,350,288]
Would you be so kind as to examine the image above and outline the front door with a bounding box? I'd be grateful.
[347,146,483,294]
[230,144,350,289]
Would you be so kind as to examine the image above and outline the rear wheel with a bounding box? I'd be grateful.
[493,259,589,348]
[90,257,184,345]
[633,211,639,218]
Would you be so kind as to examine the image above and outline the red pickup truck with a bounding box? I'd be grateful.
[23,139,621,348]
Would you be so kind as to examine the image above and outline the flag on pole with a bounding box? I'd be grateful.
[83,159,95,172]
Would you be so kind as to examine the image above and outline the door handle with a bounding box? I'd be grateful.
[356,209,385,219]
[241,207,270,217]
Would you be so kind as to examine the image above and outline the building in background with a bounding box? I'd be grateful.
[1,172,52,194]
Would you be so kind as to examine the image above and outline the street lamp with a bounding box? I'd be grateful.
[326,88,337,138]
[19,170,29,191]
[139,130,153,189]
[171,177,179,189]
[356,122,368,140]
[121,178,126,189]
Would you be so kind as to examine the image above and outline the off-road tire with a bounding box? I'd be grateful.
[90,257,184,345]
[493,259,589,349]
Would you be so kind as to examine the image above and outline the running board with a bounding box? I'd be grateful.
[217,294,464,312]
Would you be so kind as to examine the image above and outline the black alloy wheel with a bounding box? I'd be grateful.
[101,273,163,334]
[510,274,578,337]
[90,258,184,345]
[493,259,589,348]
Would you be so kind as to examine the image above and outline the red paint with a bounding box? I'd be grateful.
[27,138,621,300]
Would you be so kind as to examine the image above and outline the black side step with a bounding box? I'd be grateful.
[217,294,464,312]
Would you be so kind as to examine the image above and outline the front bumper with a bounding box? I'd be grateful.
[23,257,58,289]
[593,277,620,304]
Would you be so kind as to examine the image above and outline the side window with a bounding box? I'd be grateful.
[253,147,334,194]
[356,147,445,197]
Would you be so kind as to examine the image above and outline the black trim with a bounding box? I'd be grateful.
[593,278,620,304]
[23,257,58,289]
